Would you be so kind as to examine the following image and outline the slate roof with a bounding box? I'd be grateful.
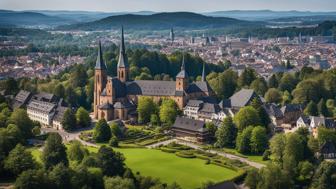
[229,88,259,108]
[53,106,67,122]
[320,141,336,155]
[186,100,203,107]
[98,103,113,110]
[199,103,221,114]
[172,116,207,132]
[264,103,283,118]
[218,99,231,109]
[33,92,56,102]
[281,104,303,114]
[109,77,127,98]
[27,100,56,114]
[310,116,335,129]
[113,101,134,109]
[117,27,129,68]
[126,80,177,96]
[186,81,213,94]
[95,41,107,70]
[13,90,31,108]
[176,55,188,78]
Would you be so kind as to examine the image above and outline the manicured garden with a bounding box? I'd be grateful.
[30,145,241,189]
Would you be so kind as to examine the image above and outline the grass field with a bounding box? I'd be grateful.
[31,146,239,188]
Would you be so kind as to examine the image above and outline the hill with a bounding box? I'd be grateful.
[204,10,336,21]
[58,12,256,30]
[0,10,74,27]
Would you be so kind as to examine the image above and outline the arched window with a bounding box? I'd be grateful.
[121,71,124,78]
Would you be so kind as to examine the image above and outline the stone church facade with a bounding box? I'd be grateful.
[93,27,214,121]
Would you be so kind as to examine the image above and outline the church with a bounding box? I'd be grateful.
[93,27,214,121]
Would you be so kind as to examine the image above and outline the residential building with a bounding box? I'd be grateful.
[171,116,208,143]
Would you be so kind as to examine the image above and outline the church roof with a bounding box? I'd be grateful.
[117,26,129,68]
[95,41,107,70]
[176,54,188,78]
[98,103,113,110]
[186,81,213,94]
[126,80,178,96]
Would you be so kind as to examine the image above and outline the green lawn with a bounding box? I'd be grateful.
[31,146,239,188]
[115,148,239,189]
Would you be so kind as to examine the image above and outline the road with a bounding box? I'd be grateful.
[41,128,264,169]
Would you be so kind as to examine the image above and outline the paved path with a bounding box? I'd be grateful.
[41,128,264,169]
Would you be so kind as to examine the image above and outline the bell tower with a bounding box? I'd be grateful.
[176,54,188,91]
[93,41,107,119]
[117,26,129,83]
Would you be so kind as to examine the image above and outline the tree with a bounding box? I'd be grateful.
[292,80,323,104]
[311,161,336,189]
[317,127,336,145]
[236,126,254,154]
[97,146,125,176]
[110,122,123,139]
[238,68,257,87]
[205,122,217,142]
[298,161,314,181]
[318,98,329,117]
[257,163,292,189]
[93,119,112,143]
[250,98,271,127]
[137,97,158,123]
[278,73,297,92]
[53,84,65,99]
[250,78,268,96]
[244,169,259,189]
[104,176,135,189]
[109,136,119,147]
[76,107,91,128]
[4,144,36,176]
[208,69,238,99]
[15,169,48,189]
[9,108,33,138]
[68,140,88,163]
[48,163,72,189]
[269,134,286,164]
[283,133,304,176]
[304,101,318,116]
[233,106,260,132]
[268,74,278,88]
[159,99,178,126]
[250,126,268,154]
[62,108,77,132]
[42,133,68,169]
[215,117,237,148]
[150,114,160,126]
[265,88,282,104]
[282,90,292,105]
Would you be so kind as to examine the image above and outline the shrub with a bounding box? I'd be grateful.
[175,151,196,158]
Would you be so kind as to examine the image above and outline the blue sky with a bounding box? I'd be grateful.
[1,0,336,12]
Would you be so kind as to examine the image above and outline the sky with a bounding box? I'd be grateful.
[1,0,336,12]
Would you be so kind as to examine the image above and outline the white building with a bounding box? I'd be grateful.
[27,100,56,126]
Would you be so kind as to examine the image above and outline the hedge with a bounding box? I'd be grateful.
[175,151,196,158]
[160,147,177,153]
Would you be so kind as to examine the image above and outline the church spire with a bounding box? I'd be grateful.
[176,53,188,79]
[201,62,205,82]
[117,26,128,68]
[95,40,106,70]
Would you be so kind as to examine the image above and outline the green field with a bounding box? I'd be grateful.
[31,147,239,188]
[116,148,239,188]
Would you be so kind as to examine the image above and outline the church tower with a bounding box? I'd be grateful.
[93,41,107,119]
[176,54,188,91]
[117,26,129,83]
[201,62,206,82]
